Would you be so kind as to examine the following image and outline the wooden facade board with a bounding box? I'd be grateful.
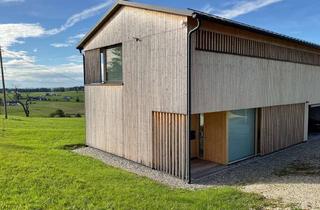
[189,19,320,54]
[85,86,124,155]
[191,18,320,114]
[84,49,101,84]
[84,6,188,167]
[195,30,320,66]
[191,49,320,114]
[204,112,228,164]
[259,103,305,155]
[152,112,188,179]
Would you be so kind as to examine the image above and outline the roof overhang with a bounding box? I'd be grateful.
[77,0,192,50]
[191,9,320,51]
[77,0,320,51]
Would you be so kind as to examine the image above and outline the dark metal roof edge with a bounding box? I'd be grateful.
[190,9,320,50]
[77,1,320,51]
[120,0,192,17]
[77,0,192,50]
[77,3,121,50]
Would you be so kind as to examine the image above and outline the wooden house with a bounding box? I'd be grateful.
[77,0,320,182]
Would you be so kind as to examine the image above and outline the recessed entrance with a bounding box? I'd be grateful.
[191,109,256,179]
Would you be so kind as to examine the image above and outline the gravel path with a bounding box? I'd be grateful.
[74,138,320,209]
[74,147,206,189]
[243,176,320,209]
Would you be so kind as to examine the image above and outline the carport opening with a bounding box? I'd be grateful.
[308,104,320,140]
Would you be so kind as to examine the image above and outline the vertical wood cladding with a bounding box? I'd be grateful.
[85,86,123,155]
[84,49,101,84]
[204,112,228,164]
[83,6,188,167]
[152,112,188,180]
[195,30,320,66]
[259,103,305,155]
[191,49,320,114]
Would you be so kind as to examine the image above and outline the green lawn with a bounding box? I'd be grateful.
[7,90,85,103]
[3,91,84,117]
[6,101,84,117]
[32,91,84,103]
[0,116,274,209]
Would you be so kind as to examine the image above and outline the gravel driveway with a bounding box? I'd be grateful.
[75,138,320,209]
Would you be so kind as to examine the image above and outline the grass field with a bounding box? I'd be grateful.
[0,116,275,209]
[2,91,84,118]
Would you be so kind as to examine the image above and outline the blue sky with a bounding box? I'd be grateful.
[0,0,319,88]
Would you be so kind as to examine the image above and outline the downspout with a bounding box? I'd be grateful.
[79,48,86,85]
[187,13,201,184]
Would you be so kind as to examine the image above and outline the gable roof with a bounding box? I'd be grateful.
[77,0,192,50]
[77,0,320,51]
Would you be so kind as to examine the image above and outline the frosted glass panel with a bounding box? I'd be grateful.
[228,109,255,162]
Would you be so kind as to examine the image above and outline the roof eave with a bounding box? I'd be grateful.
[77,3,121,50]
[77,1,320,51]
[77,0,192,50]
[192,10,320,50]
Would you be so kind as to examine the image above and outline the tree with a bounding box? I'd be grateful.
[14,89,31,117]
[107,47,122,80]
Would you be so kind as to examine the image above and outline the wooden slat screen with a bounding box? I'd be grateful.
[84,49,101,84]
[152,112,188,179]
[196,30,320,66]
[259,103,305,155]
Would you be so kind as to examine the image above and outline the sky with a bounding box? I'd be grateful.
[0,0,319,88]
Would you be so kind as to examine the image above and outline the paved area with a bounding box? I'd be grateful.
[75,138,320,209]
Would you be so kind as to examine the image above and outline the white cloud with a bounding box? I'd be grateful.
[1,47,83,87]
[50,43,70,48]
[50,33,86,48]
[66,55,82,63]
[0,0,114,87]
[3,57,83,88]
[202,4,215,14]
[1,48,35,64]
[45,0,113,35]
[0,23,45,47]
[0,0,24,3]
[0,0,111,48]
[202,0,283,19]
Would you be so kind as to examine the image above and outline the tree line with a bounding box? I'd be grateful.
[0,86,84,93]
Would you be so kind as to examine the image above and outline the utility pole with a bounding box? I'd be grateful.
[0,46,8,119]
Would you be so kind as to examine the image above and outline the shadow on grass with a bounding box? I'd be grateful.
[59,143,87,151]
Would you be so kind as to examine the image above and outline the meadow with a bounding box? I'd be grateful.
[0,116,275,209]
[0,90,279,209]
[2,90,84,118]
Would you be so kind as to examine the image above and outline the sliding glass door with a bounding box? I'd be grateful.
[228,109,255,163]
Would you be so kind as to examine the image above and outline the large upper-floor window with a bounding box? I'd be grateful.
[100,44,122,83]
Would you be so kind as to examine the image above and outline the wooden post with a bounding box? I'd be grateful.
[0,46,8,119]
[304,102,309,142]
